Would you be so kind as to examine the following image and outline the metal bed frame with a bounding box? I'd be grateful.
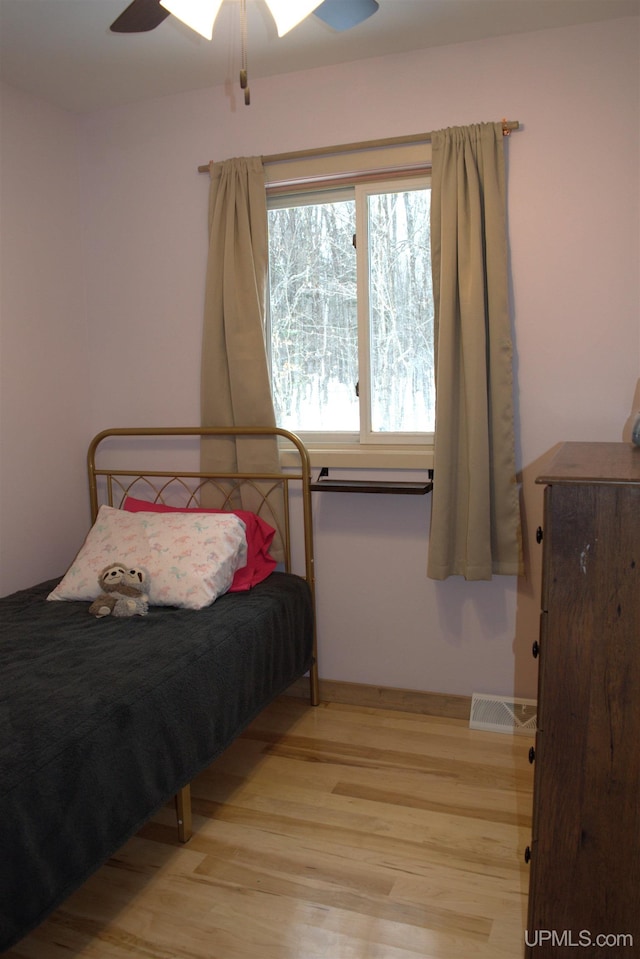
[86,425,319,841]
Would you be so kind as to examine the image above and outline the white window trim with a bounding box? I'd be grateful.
[267,141,435,472]
[280,442,434,471]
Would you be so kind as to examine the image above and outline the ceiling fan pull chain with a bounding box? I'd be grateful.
[240,0,250,105]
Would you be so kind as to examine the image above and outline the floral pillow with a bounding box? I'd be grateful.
[122,496,277,591]
[47,505,248,610]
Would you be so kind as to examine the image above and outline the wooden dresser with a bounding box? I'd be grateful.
[525,442,640,957]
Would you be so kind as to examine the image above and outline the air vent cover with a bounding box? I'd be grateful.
[469,693,537,734]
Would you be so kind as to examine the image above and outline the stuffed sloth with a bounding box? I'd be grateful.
[89,563,150,618]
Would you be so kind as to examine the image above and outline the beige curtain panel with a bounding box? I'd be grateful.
[200,156,284,559]
[427,123,522,581]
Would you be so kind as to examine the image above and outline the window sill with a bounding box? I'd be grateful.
[281,444,434,471]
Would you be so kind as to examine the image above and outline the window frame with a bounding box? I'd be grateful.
[265,143,434,470]
[355,176,434,448]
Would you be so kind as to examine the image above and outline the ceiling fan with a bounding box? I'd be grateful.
[110,0,380,37]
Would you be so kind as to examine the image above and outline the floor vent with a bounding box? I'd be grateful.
[469,693,537,734]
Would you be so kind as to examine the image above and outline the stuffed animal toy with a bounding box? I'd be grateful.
[89,563,150,618]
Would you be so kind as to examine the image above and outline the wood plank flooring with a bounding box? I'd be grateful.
[7,697,534,959]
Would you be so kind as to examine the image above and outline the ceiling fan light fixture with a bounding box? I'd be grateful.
[313,0,379,31]
[264,0,324,37]
[159,0,223,39]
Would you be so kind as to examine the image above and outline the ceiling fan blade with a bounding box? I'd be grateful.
[313,0,379,31]
[110,0,171,33]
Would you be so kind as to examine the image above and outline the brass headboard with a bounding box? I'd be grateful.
[87,425,314,580]
[87,425,317,702]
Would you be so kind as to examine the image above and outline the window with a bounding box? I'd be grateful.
[267,175,434,467]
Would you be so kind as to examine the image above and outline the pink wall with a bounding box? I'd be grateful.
[0,83,91,593]
[2,16,638,698]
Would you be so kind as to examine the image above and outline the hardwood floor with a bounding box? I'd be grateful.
[8,698,533,959]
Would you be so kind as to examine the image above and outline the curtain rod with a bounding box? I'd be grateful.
[197,120,520,173]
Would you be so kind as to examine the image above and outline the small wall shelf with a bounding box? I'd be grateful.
[310,467,433,495]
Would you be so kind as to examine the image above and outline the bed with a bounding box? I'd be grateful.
[0,426,318,952]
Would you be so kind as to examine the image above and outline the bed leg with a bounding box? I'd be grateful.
[175,784,192,843]
[309,657,320,707]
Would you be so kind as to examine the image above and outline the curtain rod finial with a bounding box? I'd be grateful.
[502,119,519,136]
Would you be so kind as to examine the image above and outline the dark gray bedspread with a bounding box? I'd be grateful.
[0,573,313,951]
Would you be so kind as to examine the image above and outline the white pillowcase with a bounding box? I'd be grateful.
[48,505,248,610]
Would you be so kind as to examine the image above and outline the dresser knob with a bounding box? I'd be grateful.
[524,846,531,864]
[532,640,540,658]
[529,746,536,764]
[536,526,544,543]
